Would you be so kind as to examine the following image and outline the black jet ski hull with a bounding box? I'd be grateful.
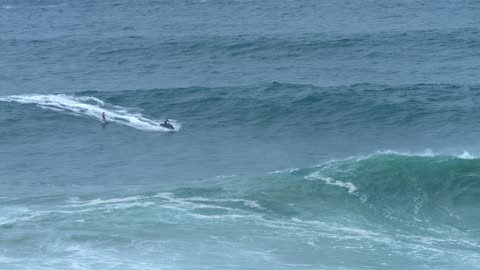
[160,123,174,130]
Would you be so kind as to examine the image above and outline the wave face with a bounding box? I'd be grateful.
[1,153,479,269]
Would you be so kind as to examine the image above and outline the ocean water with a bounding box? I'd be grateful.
[1,0,480,269]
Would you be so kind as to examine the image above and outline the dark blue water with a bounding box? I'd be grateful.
[1,0,480,269]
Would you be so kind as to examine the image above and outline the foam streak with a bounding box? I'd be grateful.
[0,94,180,132]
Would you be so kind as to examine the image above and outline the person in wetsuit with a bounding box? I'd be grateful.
[162,118,174,129]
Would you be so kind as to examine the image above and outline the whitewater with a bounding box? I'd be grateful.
[1,152,479,269]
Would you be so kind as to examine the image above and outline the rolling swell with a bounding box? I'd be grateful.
[69,82,480,131]
[4,25,480,94]
[2,82,480,131]
[3,153,479,269]
[208,153,480,227]
[3,82,480,165]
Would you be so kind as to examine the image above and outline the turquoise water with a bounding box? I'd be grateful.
[1,0,480,269]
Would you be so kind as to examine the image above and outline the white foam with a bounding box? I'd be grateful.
[304,171,358,193]
[0,94,180,132]
[243,200,263,209]
[66,196,145,207]
[215,174,237,178]
[314,150,480,168]
[374,149,478,159]
[376,149,436,157]
[178,195,264,209]
[106,201,155,209]
[64,193,262,220]
[0,207,43,226]
[0,255,17,263]
[459,151,475,159]
[268,168,299,174]
[289,217,389,243]
[153,193,265,218]
[188,213,259,220]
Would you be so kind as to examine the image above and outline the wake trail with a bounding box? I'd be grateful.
[0,94,180,132]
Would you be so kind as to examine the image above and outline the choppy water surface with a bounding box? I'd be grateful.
[1,0,480,269]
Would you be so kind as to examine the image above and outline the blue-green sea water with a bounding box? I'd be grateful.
[1,0,480,269]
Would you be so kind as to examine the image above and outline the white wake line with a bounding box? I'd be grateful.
[0,94,180,132]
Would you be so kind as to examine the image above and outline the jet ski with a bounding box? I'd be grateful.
[160,122,174,130]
